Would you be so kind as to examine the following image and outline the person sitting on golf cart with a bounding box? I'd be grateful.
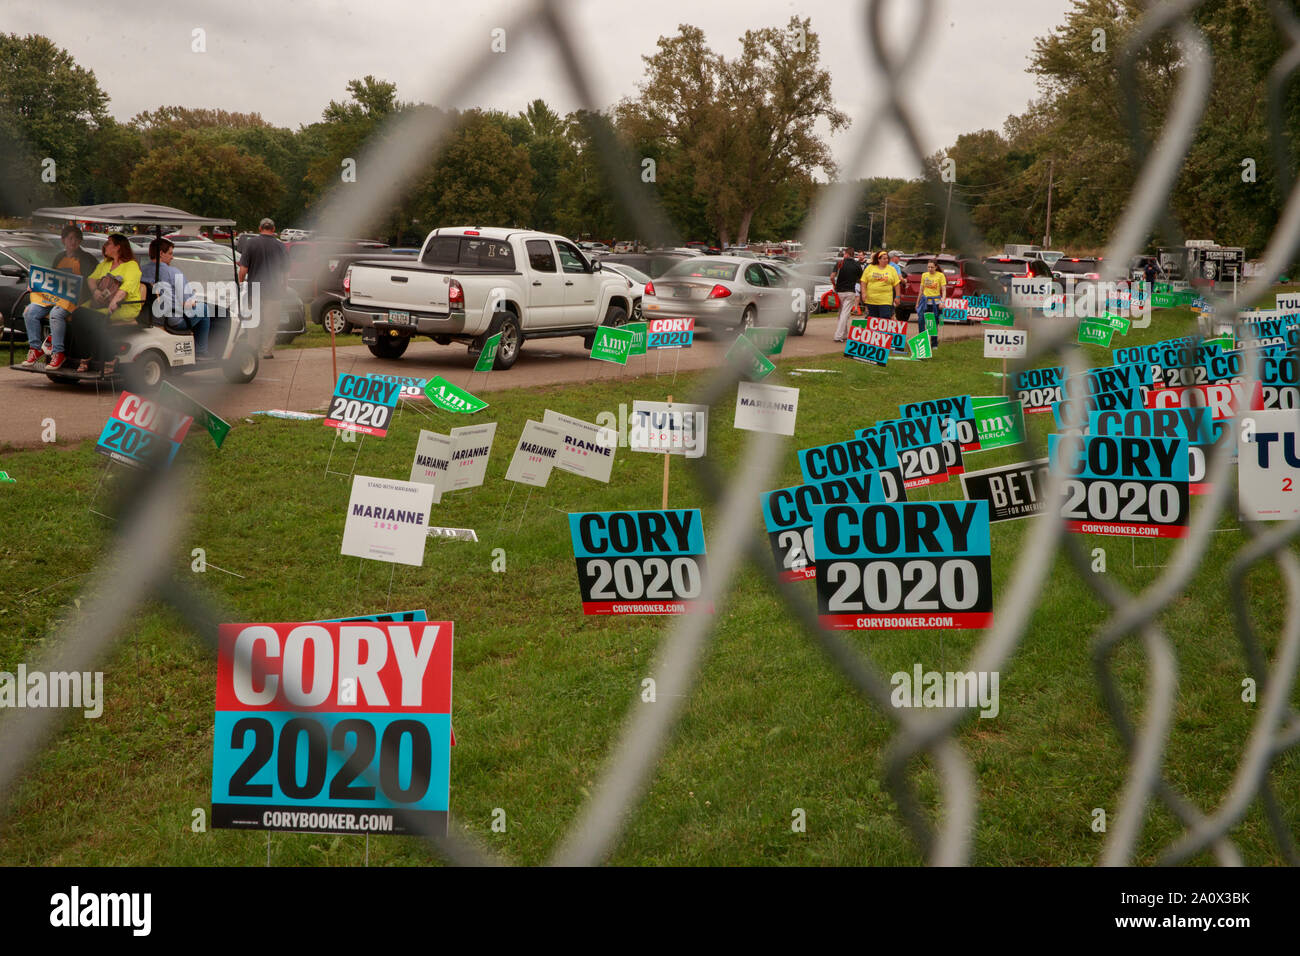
[19,224,100,371]
[140,237,210,356]
[77,233,143,375]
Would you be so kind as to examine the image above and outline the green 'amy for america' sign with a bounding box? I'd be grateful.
[424,376,489,414]
[590,326,633,365]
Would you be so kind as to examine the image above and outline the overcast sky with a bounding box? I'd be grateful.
[14,0,1072,180]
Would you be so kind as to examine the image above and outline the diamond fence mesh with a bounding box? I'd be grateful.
[3,0,1300,866]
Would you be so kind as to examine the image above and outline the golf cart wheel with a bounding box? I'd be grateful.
[125,350,168,391]
[322,304,348,335]
[493,311,522,370]
[793,308,808,336]
[367,333,410,360]
[223,343,259,384]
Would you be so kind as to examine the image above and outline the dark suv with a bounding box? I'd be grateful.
[286,240,415,334]
[899,256,999,321]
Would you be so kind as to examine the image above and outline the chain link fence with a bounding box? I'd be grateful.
[3,0,1300,866]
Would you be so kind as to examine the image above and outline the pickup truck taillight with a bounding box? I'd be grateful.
[644,281,655,297]
[342,268,351,294]
[708,284,731,299]
[449,279,464,307]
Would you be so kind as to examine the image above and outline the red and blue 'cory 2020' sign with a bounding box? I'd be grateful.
[212,621,453,836]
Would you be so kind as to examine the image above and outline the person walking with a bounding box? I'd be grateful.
[862,250,901,320]
[916,259,946,349]
[832,246,863,342]
[237,217,289,359]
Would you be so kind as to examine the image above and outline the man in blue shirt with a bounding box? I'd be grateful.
[141,237,210,356]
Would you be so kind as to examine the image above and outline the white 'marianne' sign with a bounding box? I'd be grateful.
[543,409,616,483]
[410,430,451,502]
[341,475,436,566]
[446,422,497,491]
[984,328,1028,359]
[733,382,799,436]
[505,420,563,487]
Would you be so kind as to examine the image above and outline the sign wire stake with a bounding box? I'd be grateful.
[517,487,535,531]
[495,483,516,535]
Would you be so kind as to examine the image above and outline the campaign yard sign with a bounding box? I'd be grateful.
[646,317,695,349]
[1052,386,1145,432]
[366,372,429,401]
[473,332,502,372]
[899,394,980,452]
[761,472,883,581]
[858,415,962,486]
[590,325,634,364]
[1257,351,1300,410]
[1278,292,1300,312]
[95,391,193,469]
[734,382,799,436]
[444,422,497,492]
[569,509,710,614]
[543,409,616,483]
[1014,366,1065,414]
[623,321,648,356]
[907,333,932,360]
[504,420,562,487]
[1048,434,1189,538]
[629,401,709,459]
[863,314,909,352]
[1238,410,1300,519]
[1146,381,1260,421]
[743,326,789,357]
[160,381,231,448]
[424,376,488,414]
[940,297,968,323]
[341,476,435,566]
[811,501,993,630]
[410,430,451,502]
[1078,321,1114,347]
[725,332,776,381]
[845,323,891,366]
[960,459,1050,522]
[324,373,401,436]
[971,397,1026,450]
[212,620,453,836]
[798,432,899,484]
[983,328,1028,360]
[1088,406,1222,494]
[28,265,83,309]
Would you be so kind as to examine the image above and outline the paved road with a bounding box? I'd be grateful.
[0,315,984,449]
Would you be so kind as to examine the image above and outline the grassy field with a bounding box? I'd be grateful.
[1,305,1298,866]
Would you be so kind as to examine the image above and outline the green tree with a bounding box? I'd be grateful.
[127,131,282,228]
[0,33,110,213]
[413,110,535,229]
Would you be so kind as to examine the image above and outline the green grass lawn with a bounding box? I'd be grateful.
[1,305,1297,866]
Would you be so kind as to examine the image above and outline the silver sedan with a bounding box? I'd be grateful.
[642,256,807,332]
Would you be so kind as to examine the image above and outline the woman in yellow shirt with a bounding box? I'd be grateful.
[861,250,901,319]
[79,234,143,374]
[917,259,947,349]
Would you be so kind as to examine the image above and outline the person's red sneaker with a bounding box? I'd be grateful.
[20,348,42,366]
[46,352,67,371]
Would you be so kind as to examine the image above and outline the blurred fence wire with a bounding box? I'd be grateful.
[3,0,1300,867]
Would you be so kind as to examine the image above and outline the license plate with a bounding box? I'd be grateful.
[673,288,690,298]
[388,310,411,325]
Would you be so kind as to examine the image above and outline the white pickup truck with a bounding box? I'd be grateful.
[341,227,636,369]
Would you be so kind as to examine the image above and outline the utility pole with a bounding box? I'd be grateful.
[882,199,888,249]
[940,180,953,252]
[867,211,876,251]
[1043,159,1054,249]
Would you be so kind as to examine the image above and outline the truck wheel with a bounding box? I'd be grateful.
[125,350,168,391]
[493,312,521,370]
[367,334,410,360]
[222,343,259,384]
[603,305,629,328]
[321,303,348,335]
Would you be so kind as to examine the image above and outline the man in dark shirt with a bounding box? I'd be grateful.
[238,217,289,358]
[832,247,862,342]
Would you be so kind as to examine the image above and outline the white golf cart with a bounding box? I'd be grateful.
[9,203,265,390]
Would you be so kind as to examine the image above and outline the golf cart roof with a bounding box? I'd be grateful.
[30,203,236,228]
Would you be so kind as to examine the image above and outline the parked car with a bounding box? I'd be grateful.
[601,262,651,321]
[341,227,636,368]
[600,250,697,279]
[299,246,417,335]
[981,256,1054,282]
[1051,256,1103,283]
[641,255,807,333]
[898,255,999,321]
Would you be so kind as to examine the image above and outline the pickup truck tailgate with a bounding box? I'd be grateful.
[350,265,450,314]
